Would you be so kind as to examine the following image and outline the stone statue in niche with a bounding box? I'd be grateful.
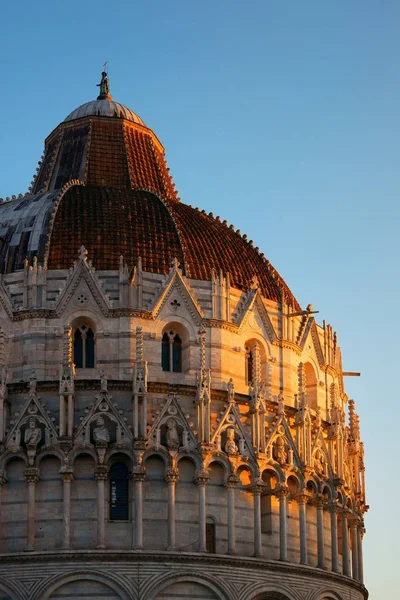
[100,371,108,392]
[166,418,180,450]
[24,418,42,447]
[225,427,238,455]
[93,416,110,444]
[314,449,325,474]
[273,436,287,465]
[29,374,37,397]
[227,378,235,402]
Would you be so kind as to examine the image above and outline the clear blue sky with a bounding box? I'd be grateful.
[1,1,398,597]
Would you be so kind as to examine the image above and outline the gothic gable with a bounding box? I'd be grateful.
[151,259,203,324]
[55,246,112,317]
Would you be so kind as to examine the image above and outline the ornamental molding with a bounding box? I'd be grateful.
[0,551,369,599]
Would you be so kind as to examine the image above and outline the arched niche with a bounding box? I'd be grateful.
[2,457,27,552]
[107,452,133,550]
[207,461,227,554]
[36,454,62,551]
[235,464,254,556]
[304,361,318,411]
[143,454,167,550]
[41,572,130,600]
[261,468,278,539]
[149,575,227,600]
[176,457,197,551]
[71,452,96,549]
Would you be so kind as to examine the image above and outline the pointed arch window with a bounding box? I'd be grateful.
[74,324,95,368]
[161,331,182,373]
[109,463,129,521]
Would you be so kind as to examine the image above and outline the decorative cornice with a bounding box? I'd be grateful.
[0,549,367,593]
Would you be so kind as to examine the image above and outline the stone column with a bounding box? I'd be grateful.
[0,471,5,552]
[315,495,325,569]
[276,486,289,561]
[357,522,364,584]
[25,467,39,551]
[195,471,209,552]
[132,467,146,550]
[341,509,351,576]
[67,394,74,437]
[350,517,359,580]
[226,475,239,555]
[60,469,74,549]
[94,465,108,549]
[165,468,179,550]
[328,502,339,573]
[296,493,309,565]
[251,480,264,558]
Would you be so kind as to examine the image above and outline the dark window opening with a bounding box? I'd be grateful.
[109,463,129,521]
[206,520,216,553]
[161,331,182,373]
[162,332,170,371]
[246,348,253,385]
[73,324,95,368]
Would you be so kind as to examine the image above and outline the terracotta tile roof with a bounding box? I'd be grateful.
[7,105,299,308]
[47,185,299,309]
[48,187,184,272]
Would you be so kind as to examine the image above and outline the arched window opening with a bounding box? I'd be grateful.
[162,333,169,371]
[245,346,254,385]
[304,362,318,411]
[161,331,182,373]
[109,463,129,521]
[206,517,216,553]
[73,324,95,368]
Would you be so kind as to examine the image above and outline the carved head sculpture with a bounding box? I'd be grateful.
[96,416,105,427]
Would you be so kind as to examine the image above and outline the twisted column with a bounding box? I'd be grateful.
[132,467,146,550]
[60,469,74,549]
[25,468,39,551]
[276,485,289,561]
[195,471,209,552]
[94,465,108,549]
[328,502,339,573]
[165,468,179,550]
[251,480,264,558]
[296,493,309,565]
[226,475,239,555]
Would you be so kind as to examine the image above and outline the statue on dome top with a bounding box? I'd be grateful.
[97,71,111,100]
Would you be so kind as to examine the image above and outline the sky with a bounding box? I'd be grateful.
[0,1,399,597]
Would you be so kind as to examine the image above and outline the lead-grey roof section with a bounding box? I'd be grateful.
[0,190,60,272]
[64,99,145,125]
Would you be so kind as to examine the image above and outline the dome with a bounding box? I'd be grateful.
[0,86,299,309]
[64,99,145,125]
